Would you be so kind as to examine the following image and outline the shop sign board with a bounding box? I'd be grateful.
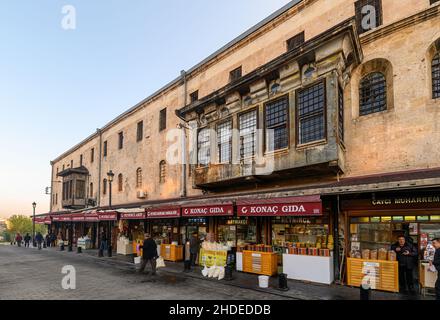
[84,214,99,222]
[98,212,118,221]
[362,262,380,290]
[147,207,181,219]
[120,212,146,220]
[182,205,234,217]
[71,214,85,222]
[238,199,322,217]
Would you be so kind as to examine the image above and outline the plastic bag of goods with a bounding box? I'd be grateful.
[370,250,378,260]
[362,249,370,260]
[388,250,397,261]
[213,266,221,278]
[208,267,215,278]
[201,265,209,277]
[218,267,225,280]
[258,276,269,288]
[378,248,388,261]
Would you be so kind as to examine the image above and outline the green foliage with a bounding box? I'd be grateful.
[6,215,47,237]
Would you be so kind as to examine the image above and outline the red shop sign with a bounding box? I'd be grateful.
[237,195,323,217]
[98,212,118,221]
[84,214,99,222]
[147,207,181,219]
[71,214,85,222]
[120,212,146,220]
[182,204,234,217]
[44,216,52,224]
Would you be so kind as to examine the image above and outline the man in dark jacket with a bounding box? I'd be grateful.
[24,233,31,248]
[430,238,440,300]
[189,233,201,268]
[138,233,158,275]
[35,232,44,250]
[391,236,418,293]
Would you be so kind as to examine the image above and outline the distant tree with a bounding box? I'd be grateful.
[7,215,47,237]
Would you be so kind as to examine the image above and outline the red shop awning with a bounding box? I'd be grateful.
[146,207,181,219]
[237,195,323,217]
[182,203,234,217]
[97,211,118,221]
[71,214,85,222]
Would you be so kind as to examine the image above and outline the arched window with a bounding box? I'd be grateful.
[103,179,107,195]
[159,161,167,184]
[359,72,387,116]
[89,183,94,198]
[118,174,123,192]
[432,53,440,99]
[136,168,142,189]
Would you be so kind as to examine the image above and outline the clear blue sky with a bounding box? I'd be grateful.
[0,0,291,218]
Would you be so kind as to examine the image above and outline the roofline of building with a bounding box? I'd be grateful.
[51,0,303,164]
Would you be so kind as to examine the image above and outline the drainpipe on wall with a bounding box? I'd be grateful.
[97,128,103,207]
[180,70,188,198]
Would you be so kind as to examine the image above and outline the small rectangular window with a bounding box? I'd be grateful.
[137,121,144,142]
[80,154,83,166]
[159,108,167,132]
[287,31,305,51]
[355,0,383,34]
[91,148,95,163]
[118,132,124,149]
[76,180,85,199]
[70,160,73,168]
[265,96,289,152]
[297,81,326,145]
[230,66,242,83]
[239,110,257,158]
[103,141,108,157]
[190,91,199,103]
[217,121,232,164]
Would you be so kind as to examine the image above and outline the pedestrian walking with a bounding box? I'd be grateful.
[430,238,440,300]
[51,233,57,247]
[100,230,108,252]
[138,233,158,275]
[45,234,51,248]
[35,232,44,250]
[15,233,22,247]
[24,233,31,248]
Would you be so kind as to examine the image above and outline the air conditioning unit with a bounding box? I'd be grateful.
[137,191,147,199]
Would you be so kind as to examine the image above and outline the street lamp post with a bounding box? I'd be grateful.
[32,202,37,247]
[107,170,114,257]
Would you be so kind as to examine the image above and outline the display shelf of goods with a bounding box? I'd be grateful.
[242,251,278,276]
[346,258,399,293]
[199,249,227,267]
[161,244,183,262]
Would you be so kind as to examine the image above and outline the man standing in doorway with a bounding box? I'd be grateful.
[392,236,418,294]
[190,232,201,269]
[138,233,158,276]
[430,238,440,300]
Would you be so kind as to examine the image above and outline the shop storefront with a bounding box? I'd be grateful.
[118,209,146,255]
[97,211,119,252]
[235,195,334,283]
[342,191,440,293]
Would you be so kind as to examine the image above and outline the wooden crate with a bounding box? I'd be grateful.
[161,244,183,262]
[347,258,399,293]
[242,251,278,276]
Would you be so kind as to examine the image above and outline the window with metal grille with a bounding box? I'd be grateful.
[297,81,326,145]
[159,161,167,183]
[359,72,387,116]
[103,141,108,157]
[230,66,242,83]
[118,174,123,192]
[190,91,199,103]
[338,85,344,142]
[265,96,289,151]
[118,132,124,149]
[432,53,440,99]
[159,108,167,131]
[239,110,257,158]
[89,183,94,198]
[217,121,232,163]
[76,180,85,199]
[355,0,383,34]
[137,121,143,142]
[197,128,211,166]
[103,179,107,195]
[287,31,305,51]
[136,168,142,188]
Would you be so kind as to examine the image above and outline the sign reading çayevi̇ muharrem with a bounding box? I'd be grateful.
[237,195,323,217]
